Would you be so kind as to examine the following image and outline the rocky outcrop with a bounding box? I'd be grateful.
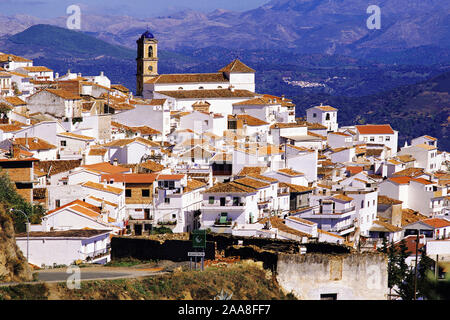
[0,206,32,283]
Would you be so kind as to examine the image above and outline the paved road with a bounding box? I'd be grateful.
[0,266,168,287]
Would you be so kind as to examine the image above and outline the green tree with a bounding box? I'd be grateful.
[0,172,45,232]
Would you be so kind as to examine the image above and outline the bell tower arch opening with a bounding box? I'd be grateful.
[136,30,159,97]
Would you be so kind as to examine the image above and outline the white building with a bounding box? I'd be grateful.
[306,105,338,132]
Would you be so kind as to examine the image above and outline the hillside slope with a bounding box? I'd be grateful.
[0,206,32,283]
[0,262,294,300]
[294,71,450,151]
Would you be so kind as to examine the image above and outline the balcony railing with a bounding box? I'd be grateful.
[84,248,110,260]
[214,217,232,226]
[320,206,356,215]
[203,201,245,207]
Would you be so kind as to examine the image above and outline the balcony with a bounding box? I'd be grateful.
[329,224,355,236]
[320,206,356,215]
[203,200,245,209]
[84,248,110,261]
[214,217,232,226]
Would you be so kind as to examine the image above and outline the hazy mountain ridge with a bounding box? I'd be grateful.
[0,0,449,64]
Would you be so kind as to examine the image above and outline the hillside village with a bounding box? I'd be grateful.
[0,30,449,270]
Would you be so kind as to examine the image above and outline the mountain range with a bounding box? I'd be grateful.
[0,0,449,64]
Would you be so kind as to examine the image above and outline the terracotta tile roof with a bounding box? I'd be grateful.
[45,88,81,100]
[156,174,185,181]
[366,149,383,156]
[233,96,279,106]
[4,96,27,106]
[330,131,351,137]
[392,235,425,256]
[22,66,52,72]
[101,173,157,184]
[82,162,131,174]
[35,159,82,176]
[247,173,278,183]
[356,124,394,135]
[423,135,437,141]
[204,181,257,194]
[371,220,402,232]
[277,168,304,176]
[233,114,269,126]
[111,84,130,93]
[270,122,307,129]
[388,176,412,185]
[15,137,56,150]
[57,132,95,141]
[318,229,345,239]
[146,73,228,84]
[139,160,165,172]
[378,195,402,205]
[313,105,337,112]
[180,146,213,159]
[259,216,312,238]
[233,177,270,189]
[0,53,32,62]
[307,132,327,140]
[411,177,434,185]
[414,143,437,151]
[393,167,425,178]
[45,199,101,216]
[102,137,160,148]
[295,120,328,130]
[218,59,255,73]
[82,181,123,195]
[288,216,316,225]
[156,89,255,99]
[422,218,450,229]
[331,194,354,202]
[237,166,267,176]
[278,182,314,193]
[87,196,118,208]
[184,179,207,193]
[0,124,23,132]
[401,209,427,226]
[346,166,364,175]
[88,147,107,156]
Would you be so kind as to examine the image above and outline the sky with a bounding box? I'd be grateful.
[1,0,270,18]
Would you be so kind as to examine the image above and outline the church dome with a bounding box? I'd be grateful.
[141,30,155,39]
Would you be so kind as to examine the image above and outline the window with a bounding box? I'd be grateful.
[164,198,170,204]
[55,199,60,208]
[125,189,131,197]
[142,189,150,197]
[313,113,317,118]
[361,200,364,208]
[385,136,390,141]
[60,140,66,147]
[370,137,375,142]
[220,197,226,206]
[178,87,183,90]
[199,86,204,89]
[209,196,215,204]
[325,113,330,121]
[378,136,383,142]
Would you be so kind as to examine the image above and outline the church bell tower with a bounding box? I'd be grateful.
[136,30,159,97]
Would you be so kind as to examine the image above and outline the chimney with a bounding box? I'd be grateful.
[229,85,235,92]
[100,71,104,77]
[25,133,29,149]
[113,158,118,166]
[11,142,20,158]
[55,72,59,79]
[281,94,285,101]
[77,72,82,78]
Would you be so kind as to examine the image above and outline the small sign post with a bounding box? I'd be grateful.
[190,230,206,271]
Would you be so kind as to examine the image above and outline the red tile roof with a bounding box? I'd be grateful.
[356,124,394,135]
